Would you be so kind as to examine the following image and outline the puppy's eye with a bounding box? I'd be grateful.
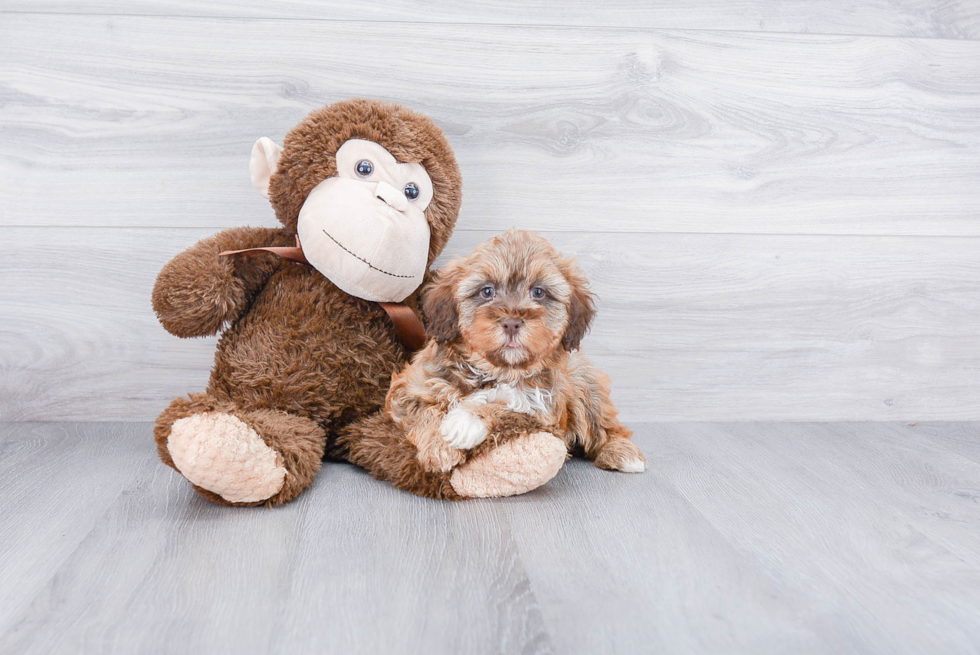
[356,160,374,177]
[530,287,546,300]
[403,182,419,200]
[479,286,495,300]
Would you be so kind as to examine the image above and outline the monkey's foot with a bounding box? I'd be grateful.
[449,432,567,498]
[168,412,287,503]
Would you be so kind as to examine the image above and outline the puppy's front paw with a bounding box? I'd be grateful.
[439,406,488,449]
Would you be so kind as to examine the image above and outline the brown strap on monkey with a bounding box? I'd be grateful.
[220,237,427,351]
[220,235,310,264]
[376,302,427,351]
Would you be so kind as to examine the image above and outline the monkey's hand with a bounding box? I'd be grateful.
[152,226,290,337]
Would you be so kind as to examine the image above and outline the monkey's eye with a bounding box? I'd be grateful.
[403,182,419,200]
[356,160,374,177]
[530,287,546,300]
[479,286,495,300]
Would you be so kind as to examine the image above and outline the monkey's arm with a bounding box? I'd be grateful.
[470,404,547,435]
[152,226,292,338]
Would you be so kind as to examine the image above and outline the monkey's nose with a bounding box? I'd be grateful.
[375,181,409,212]
[501,318,524,337]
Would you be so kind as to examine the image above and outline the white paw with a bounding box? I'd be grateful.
[439,406,488,449]
[619,457,647,473]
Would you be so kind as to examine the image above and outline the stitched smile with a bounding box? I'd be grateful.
[322,229,414,279]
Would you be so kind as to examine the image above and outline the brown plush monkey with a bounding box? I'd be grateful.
[152,99,565,505]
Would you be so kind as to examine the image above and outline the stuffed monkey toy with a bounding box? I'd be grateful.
[152,99,566,505]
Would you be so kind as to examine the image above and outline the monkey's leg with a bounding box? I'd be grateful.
[154,393,326,506]
[338,411,567,500]
[448,431,567,499]
[444,409,567,498]
[336,413,463,500]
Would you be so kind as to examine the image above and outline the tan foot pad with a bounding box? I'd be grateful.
[450,432,567,498]
[168,412,286,504]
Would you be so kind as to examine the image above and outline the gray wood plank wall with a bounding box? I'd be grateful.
[1,3,979,421]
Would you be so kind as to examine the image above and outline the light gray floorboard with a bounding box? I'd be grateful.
[3,228,979,422]
[651,423,980,653]
[914,421,980,464]
[3,16,979,236]
[3,1,979,39]
[2,421,979,654]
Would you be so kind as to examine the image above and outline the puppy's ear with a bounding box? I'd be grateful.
[560,257,596,351]
[422,263,462,343]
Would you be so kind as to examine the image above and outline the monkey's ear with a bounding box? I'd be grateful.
[422,265,461,344]
[560,258,596,351]
[249,137,284,199]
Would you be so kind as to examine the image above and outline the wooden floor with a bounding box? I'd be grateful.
[2,422,979,654]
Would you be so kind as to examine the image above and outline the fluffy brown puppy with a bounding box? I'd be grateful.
[152,99,467,506]
[339,229,645,499]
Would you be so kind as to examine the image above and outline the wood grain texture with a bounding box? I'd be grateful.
[2,10,979,423]
[2,421,979,654]
[643,422,980,654]
[2,227,978,422]
[0,423,160,638]
[3,0,980,39]
[2,15,980,235]
[914,420,980,464]
[501,422,980,653]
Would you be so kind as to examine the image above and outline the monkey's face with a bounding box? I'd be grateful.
[294,140,433,302]
[248,100,463,303]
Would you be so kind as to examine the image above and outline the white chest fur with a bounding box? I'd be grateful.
[466,383,553,416]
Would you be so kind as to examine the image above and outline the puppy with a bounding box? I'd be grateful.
[385,229,646,476]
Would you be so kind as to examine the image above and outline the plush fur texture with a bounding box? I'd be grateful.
[449,431,568,498]
[154,392,326,506]
[152,99,463,506]
[267,101,461,265]
[337,230,645,499]
[168,412,287,503]
[338,400,565,499]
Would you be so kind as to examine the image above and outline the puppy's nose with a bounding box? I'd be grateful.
[375,180,409,212]
[501,318,524,336]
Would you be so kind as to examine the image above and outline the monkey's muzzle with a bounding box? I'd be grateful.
[296,176,431,303]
